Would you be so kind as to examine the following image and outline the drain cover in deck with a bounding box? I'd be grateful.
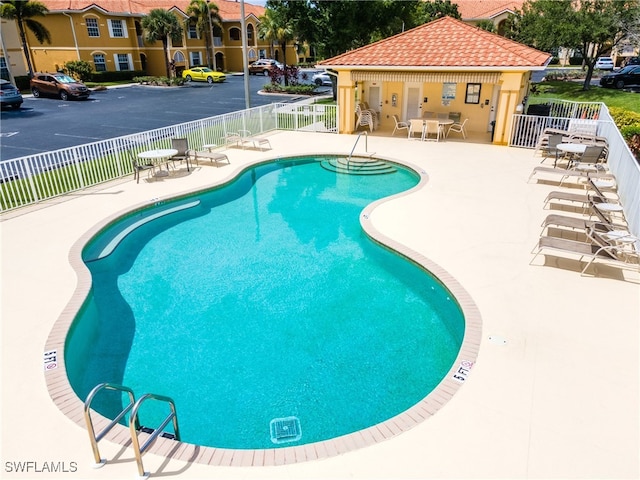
[269,416,302,444]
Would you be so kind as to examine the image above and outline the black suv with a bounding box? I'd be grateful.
[600,65,640,89]
[625,56,640,66]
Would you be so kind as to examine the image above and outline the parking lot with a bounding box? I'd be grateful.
[0,73,330,161]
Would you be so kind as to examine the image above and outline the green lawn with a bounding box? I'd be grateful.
[529,80,640,114]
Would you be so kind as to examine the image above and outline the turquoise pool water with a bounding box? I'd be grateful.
[67,156,465,450]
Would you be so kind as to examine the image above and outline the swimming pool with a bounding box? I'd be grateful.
[64,155,471,455]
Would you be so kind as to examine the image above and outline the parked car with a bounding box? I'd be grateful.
[182,66,226,83]
[594,56,615,70]
[311,71,332,86]
[248,59,283,76]
[624,56,640,66]
[0,79,23,109]
[30,73,90,100]
[599,65,640,89]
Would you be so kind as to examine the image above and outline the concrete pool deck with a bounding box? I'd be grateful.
[1,131,638,479]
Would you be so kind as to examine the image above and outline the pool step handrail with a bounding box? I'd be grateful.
[83,382,139,468]
[348,131,376,168]
[129,393,181,479]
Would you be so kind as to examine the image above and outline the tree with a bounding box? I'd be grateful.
[475,19,496,33]
[0,0,51,77]
[415,0,461,23]
[141,9,183,78]
[258,8,295,85]
[508,0,640,90]
[186,0,222,69]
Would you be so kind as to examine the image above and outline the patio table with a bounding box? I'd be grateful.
[137,148,178,177]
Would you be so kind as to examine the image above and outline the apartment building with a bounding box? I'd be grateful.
[1,0,297,79]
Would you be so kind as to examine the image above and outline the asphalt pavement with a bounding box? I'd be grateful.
[0,73,330,161]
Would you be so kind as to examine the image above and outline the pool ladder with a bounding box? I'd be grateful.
[84,383,180,479]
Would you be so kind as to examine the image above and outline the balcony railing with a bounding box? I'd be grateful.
[0,102,337,212]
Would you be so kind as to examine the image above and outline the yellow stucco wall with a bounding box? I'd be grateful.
[338,69,530,145]
[14,9,296,77]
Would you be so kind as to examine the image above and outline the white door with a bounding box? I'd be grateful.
[404,83,422,121]
[367,85,381,114]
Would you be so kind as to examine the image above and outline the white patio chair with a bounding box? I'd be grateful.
[391,115,409,136]
[424,119,441,141]
[447,118,468,139]
[408,119,425,140]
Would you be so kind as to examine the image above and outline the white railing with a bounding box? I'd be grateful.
[0,102,337,212]
[509,100,640,239]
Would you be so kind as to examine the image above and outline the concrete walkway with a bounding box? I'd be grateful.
[1,131,638,479]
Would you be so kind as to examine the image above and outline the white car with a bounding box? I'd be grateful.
[594,56,614,70]
[312,71,332,86]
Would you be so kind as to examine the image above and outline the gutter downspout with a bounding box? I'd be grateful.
[63,12,81,61]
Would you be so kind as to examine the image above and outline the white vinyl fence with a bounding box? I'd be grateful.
[0,102,337,212]
[510,99,640,239]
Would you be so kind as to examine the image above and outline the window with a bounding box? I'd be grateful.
[190,52,202,67]
[93,54,106,72]
[465,83,481,104]
[247,24,254,41]
[108,19,127,38]
[86,17,100,37]
[114,53,131,71]
[229,27,240,41]
[188,23,198,39]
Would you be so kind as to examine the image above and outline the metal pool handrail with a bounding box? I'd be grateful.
[129,393,181,479]
[83,382,139,467]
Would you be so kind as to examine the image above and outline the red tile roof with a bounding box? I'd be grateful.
[319,16,550,69]
[455,0,525,20]
[39,0,265,20]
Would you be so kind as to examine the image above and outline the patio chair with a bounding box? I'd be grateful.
[540,134,564,166]
[541,213,628,237]
[527,165,615,185]
[238,129,272,150]
[225,132,242,148]
[422,111,436,118]
[192,150,230,167]
[446,118,468,139]
[424,119,441,141]
[391,115,409,136]
[171,138,194,171]
[571,145,607,172]
[130,153,156,184]
[543,190,616,210]
[408,119,425,140]
[530,235,623,276]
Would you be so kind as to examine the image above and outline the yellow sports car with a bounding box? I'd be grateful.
[182,67,226,84]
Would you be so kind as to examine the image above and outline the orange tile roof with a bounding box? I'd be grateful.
[39,0,265,20]
[319,16,550,69]
[455,0,525,20]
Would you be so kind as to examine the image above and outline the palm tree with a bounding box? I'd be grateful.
[141,9,183,78]
[258,9,295,85]
[0,0,51,77]
[186,0,222,69]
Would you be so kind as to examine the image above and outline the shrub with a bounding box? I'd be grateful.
[133,76,184,86]
[262,83,316,95]
[568,56,584,66]
[63,60,94,82]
